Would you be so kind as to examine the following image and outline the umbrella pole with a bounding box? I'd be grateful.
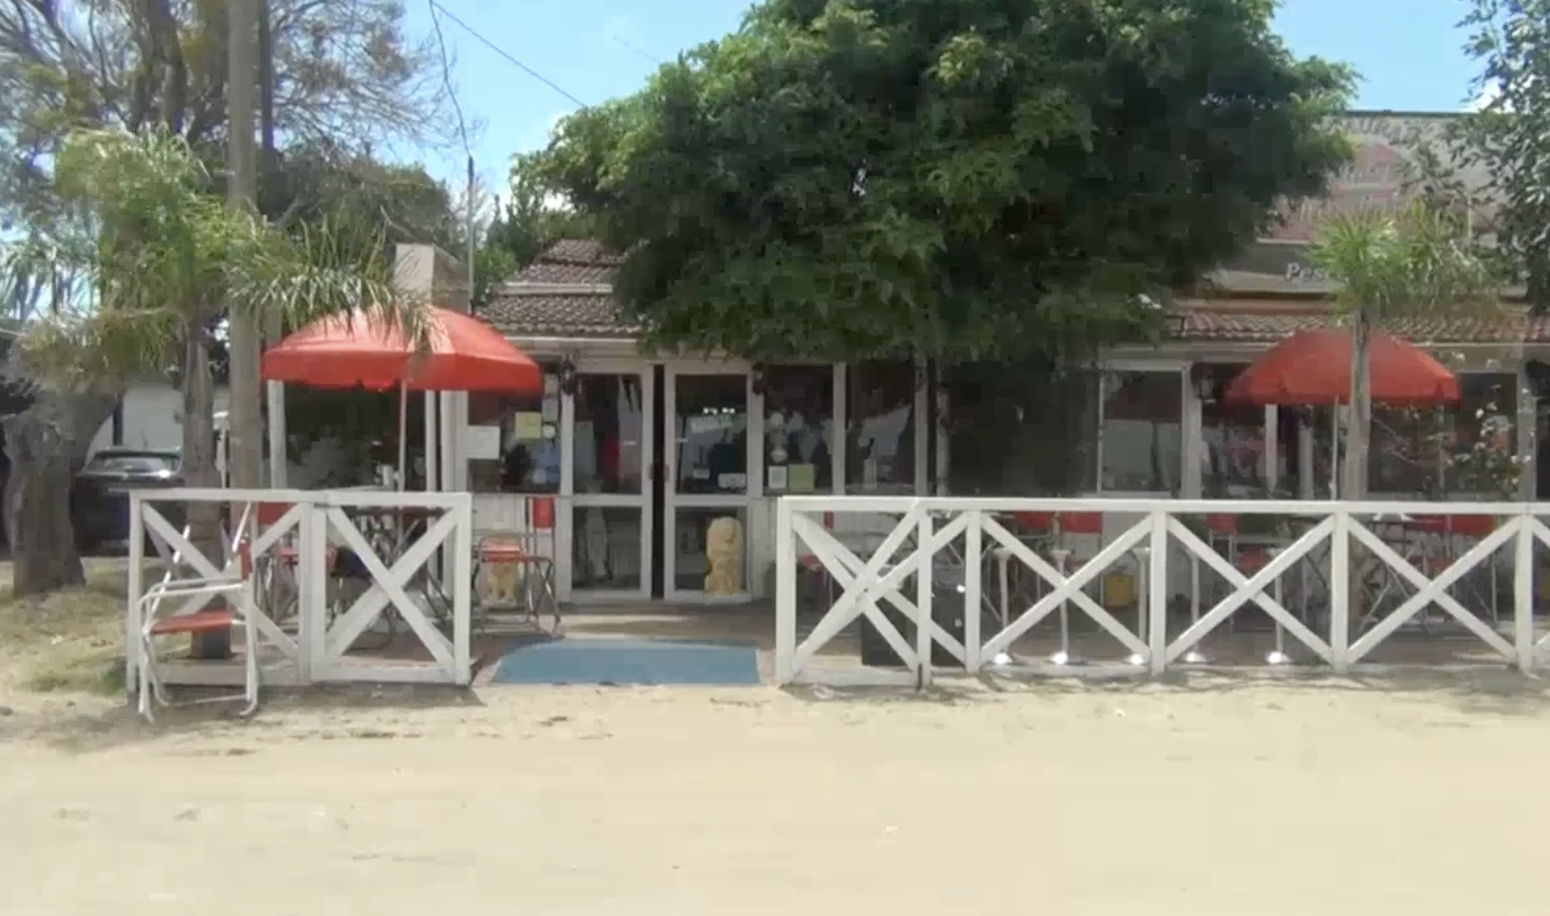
[1330,406,1340,498]
[397,380,409,492]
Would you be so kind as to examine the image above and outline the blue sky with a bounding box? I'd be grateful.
[405,0,1482,191]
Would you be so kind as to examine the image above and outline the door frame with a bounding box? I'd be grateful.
[662,359,761,603]
[562,357,654,603]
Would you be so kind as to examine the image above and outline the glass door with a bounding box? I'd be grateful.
[567,364,653,600]
[665,366,757,601]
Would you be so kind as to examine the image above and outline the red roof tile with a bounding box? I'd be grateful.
[1182,300,1542,344]
[481,241,1548,345]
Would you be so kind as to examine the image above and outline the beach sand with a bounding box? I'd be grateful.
[3,671,1550,915]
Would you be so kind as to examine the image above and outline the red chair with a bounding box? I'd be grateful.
[797,512,839,608]
[991,512,1057,629]
[1040,511,1103,664]
[475,496,560,630]
[1408,513,1499,623]
[1198,513,1290,661]
[136,538,258,722]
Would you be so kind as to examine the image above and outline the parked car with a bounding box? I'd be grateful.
[71,447,184,552]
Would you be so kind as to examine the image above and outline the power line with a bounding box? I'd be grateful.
[610,33,662,67]
[428,1,589,109]
[426,0,474,161]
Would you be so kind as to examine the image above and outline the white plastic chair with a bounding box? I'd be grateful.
[135,520,259,723]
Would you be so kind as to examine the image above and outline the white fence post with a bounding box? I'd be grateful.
[774,497,797,684]
[125,492,146,691]
[452,493,473,685]
[1515,510,1535,674]
[916,509,933,688]
[1329,510,1350,674]
[304,500,329,681]
[1148,511,1168,676]
[963,509,982,673]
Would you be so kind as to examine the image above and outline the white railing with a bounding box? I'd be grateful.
[774,496,1550,685]
[127,487,474,689]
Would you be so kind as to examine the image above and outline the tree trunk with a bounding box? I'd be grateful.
[181,331,223,561]
[1341,313,1374,626]
[1342,314,1373,499]
[1,392,118,596]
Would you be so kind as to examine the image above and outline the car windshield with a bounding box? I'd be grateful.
[86,453,180,475]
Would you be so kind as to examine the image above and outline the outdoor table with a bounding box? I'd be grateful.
[336,503,455,629]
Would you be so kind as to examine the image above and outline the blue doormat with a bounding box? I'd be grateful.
[489,637,763,686]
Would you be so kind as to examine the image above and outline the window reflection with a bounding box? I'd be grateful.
[468,362,562,493]
[674,374,747,494]
[573,373,644,494]
[1099,371,1181,493]
[944,363,1097,495]
[1198,364,1279,497]
[1367,405,1439,495]
[846,361,916,493]
[763,364,833,493]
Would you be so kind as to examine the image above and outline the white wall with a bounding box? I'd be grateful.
[87,382,231,457]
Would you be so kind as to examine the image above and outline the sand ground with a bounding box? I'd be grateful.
[3,670,1550,916]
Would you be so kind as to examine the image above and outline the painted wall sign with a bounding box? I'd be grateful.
[1211,114,1497,296]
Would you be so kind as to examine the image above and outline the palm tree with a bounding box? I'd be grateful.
[0,127,426,594]
[1307,200,1497,498]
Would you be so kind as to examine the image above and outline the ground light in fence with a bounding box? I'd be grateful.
[773,497,1550,684]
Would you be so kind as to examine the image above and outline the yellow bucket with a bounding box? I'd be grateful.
[1104,572,1135,608]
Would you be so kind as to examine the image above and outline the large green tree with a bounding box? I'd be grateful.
[476,152,590,305]
[0,128,424,594]
[1456,0,1550,311]
[541,0,1353,361]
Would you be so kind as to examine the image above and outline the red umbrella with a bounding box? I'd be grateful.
[262,307,541,392]
[1225,327,1460,406]
[262,307,542,489]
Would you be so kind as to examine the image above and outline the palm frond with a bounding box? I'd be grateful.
[1309,200,1498,323]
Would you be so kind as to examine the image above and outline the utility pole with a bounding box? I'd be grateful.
[258,0,287,487]
[226,0,263,491]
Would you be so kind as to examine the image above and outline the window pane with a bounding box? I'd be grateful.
[573,506,643,590]
[1446,372,1518,495]
[845,361,916,492]
[674,374,748,494]
[574,373,646,495]
[675,507,748,594]
[1199,364,1279,497]
[1367,406,1440,495]
[763,364,834,494]
[468,362,562,494]
[1100,371,1181,493]
[945,364,1097,495]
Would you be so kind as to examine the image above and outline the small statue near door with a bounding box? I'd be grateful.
[703,515,743,596]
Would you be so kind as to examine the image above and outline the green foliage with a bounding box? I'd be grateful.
[1456,0,1550,309]
[477,152,591,303]
[0,128,427,390]
[541,0,1353,361]
[1308,201,1498,324]
[0,0,456,228]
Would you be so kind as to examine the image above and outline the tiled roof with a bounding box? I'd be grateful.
[481,240,1548,345]
[479,290,638,338]
[506,238,622,286]
[1182,300,1544,344]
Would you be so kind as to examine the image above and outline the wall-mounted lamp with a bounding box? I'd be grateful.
[751,363,767,397]
[1188,362,1220,402]
[558,359,577,396]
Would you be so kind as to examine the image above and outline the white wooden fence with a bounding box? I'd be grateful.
[127,487,473,689]
[774,496,1550,685]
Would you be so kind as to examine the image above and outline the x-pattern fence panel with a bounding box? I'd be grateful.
[127,488,473,688]
[775,496,1546,685]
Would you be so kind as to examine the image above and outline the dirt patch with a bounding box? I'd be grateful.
[0,558,132,695]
